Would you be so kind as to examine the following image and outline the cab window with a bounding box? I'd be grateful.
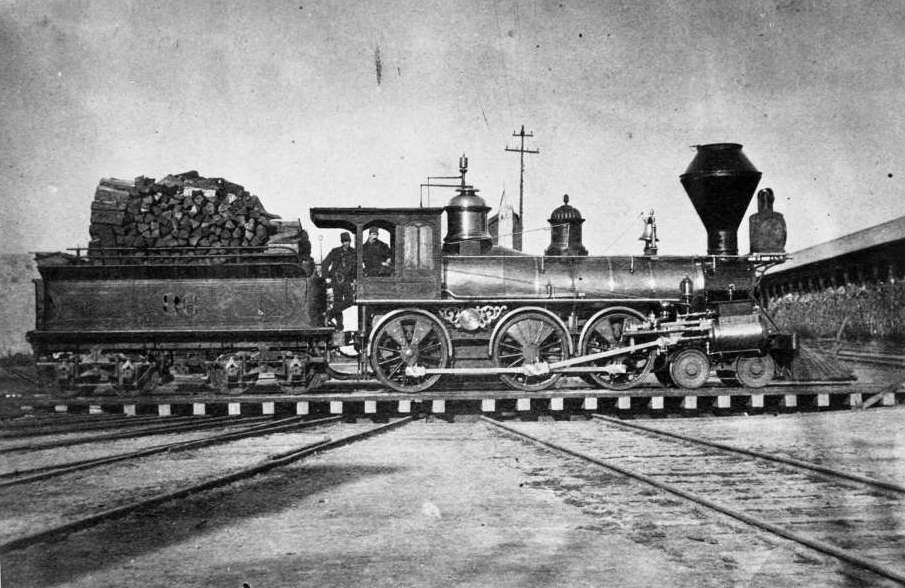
[403,223,433,270]
[362,225,395,277]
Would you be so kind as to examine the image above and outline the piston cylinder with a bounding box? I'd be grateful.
[710,315,767,352]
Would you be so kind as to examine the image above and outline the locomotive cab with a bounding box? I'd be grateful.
[311,207,445,303]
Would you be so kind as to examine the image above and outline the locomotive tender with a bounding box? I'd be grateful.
[28,143,795,396]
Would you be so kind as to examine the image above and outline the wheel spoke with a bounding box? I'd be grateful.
[409,318,432,347]
[499,341,523,352]
[538,339,562,352]
[507,322,531,347]
[419,342,442,353]
[386,360,405,381]
[532,322,554,346]
[594,318,617,346]
[383,320,407,347]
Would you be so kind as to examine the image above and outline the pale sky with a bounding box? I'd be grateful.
[1,0,904,257]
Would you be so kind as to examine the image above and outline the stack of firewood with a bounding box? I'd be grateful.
[88,171,287,255]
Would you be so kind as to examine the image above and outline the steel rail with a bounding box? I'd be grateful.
[836,354,905,367]
[0,416,343,488]
[0,414,211,438]
[591,414,905,494]
[1,413,163,430]
[0,416,414,554]
[481,416,905,585]
[0,415,270,454]
[0,417,306,479]
[836,350,905,361]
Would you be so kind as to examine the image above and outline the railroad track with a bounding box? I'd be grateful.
[0,414,272,454]
[834,350,905,368]
[0,415,343,488]
[483,416,905,585]
[811,343,905,368]
[1,412,160,430]
[0,413,225,439]
[0,417,413,554]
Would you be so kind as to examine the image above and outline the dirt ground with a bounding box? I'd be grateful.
[2,413,901,588]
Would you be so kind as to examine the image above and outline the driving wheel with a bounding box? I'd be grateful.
[492,311,569,392]
[581,311,654,390]
[370,311,450,393]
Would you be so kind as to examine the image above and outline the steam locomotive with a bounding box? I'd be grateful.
[28,143,795,396]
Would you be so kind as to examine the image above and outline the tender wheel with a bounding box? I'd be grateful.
[52,362,82,398]
[581,311,654,390]
[370,311,450,393]
[208,365,229,394]
[669,348,711,389]
[735,354,775,388]
[139,367,162,395]
[492,311,569,392]
[209,355,244,395]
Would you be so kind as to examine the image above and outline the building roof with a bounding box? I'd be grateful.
[767,214,905,275]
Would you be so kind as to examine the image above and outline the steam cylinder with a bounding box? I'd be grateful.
[680,143,761,256]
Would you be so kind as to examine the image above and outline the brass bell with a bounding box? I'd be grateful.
[639,210,659,256]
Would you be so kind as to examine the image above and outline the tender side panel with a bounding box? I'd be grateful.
[40,276,318,332]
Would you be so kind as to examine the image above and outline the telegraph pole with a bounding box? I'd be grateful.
[505,125,539,251]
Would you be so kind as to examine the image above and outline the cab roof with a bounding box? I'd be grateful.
[310,207,444,232]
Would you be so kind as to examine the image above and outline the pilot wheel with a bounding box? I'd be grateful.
[669,348,711,389]
[734,353,775,388]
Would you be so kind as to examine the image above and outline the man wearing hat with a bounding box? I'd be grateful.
[322,232,356,329]
[362,227,392,277]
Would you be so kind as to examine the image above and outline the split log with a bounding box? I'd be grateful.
[86,171,302,259]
